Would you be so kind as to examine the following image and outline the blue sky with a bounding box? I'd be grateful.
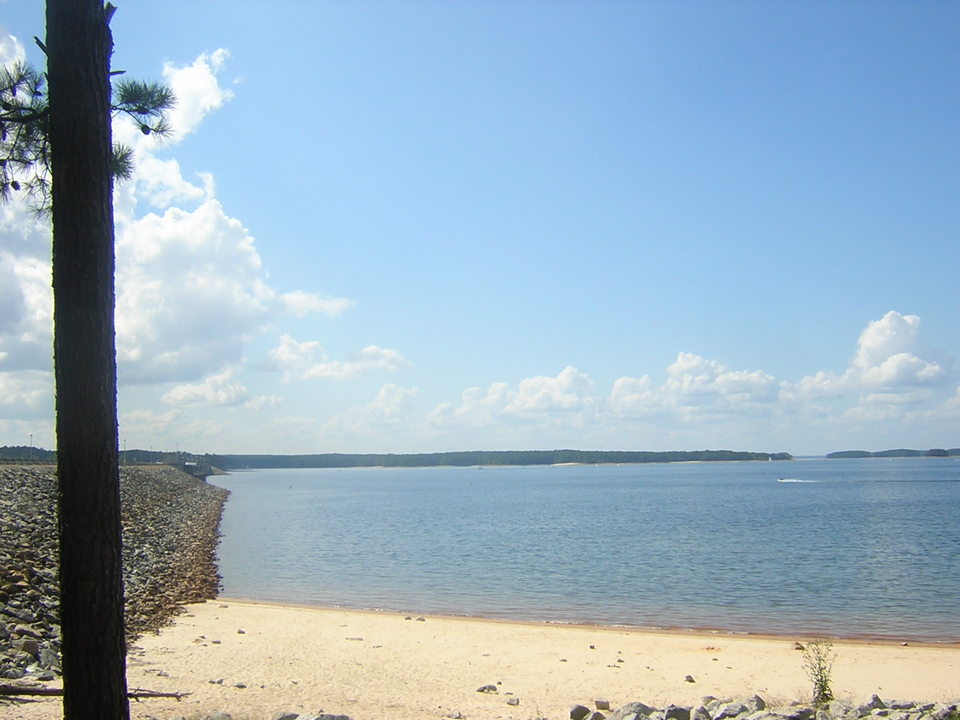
[1,2,958,455]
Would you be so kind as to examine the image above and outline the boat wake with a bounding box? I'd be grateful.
[776,477,819,483]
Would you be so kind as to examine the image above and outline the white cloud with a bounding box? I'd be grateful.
[243,394,282,412]
[662,352,779,408]
[506,366,595,414]
[788,311,950,406]
[423,311,957,452]
[0,28,24,67]
[0,251,52,371]
[116,199,273,383]
[322,384,420,442]
[428,366,597,431]
[1,47,365,448]
[280,290,354,317]
[161,366,249,407]
[133,155,208,208]
[608,375,659,417]
[161,49,234,142]
[0,371,49,419]
[122,408,182,426]
[853,311,922,371]
[267,334,410,381]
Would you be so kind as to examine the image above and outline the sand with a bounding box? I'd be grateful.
[5,599,959,720]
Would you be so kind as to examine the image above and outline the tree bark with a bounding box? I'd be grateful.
[46,1,129,719]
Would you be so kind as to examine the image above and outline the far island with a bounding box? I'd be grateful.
[827,448,959,459]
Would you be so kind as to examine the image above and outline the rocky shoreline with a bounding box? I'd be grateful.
[0,463,229,681]
[147,693,960,720]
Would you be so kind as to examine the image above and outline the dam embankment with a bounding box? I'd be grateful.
[0,463,229,680]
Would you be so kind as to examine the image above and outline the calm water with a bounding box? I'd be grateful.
[213,458,960,641]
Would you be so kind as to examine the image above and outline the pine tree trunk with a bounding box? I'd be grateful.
[46,1,129,718]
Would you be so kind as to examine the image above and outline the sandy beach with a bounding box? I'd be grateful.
[5,599,959,720]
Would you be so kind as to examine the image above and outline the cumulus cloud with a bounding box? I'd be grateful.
[133,155,209,208]
[280,290,354,317]
[787,311,950,404]
[424,311,957,451]
[0,28,24,67]
[0,251,52,372]
[267,334,410,381]
[116,199,272,383]
[161,366,249,407]
[0,45,367,448]
[108,51,352,385]
[161,49,234,142]
[0,371,49,419]
[663,353,779,406]
[322,384,420,441]
[852,312,947,388]
[429,366,597,430]
[608,375,660,417]
[507,366,595,414]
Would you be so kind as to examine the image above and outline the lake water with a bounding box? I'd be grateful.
[213,457,960,641]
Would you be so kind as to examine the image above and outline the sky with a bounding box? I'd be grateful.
[1,1,958,456]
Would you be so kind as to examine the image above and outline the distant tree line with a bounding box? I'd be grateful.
[826,448,959,459]
[0,447,206,465]
[0,445,56,463]
[198,449,793,470]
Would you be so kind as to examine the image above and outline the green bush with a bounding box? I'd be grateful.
[802,639,835,705]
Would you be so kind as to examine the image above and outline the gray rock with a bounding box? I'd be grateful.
[572,705,593,720]
[477,683,498,693]
[664,705,692,720]
[858,696,887,716]
[0,465,229,678]
[508,697,521,706]
[930,706,958,720]
[823,700,853,718]
[608,702,657,720]
[745,713,789,720]
[691,707,712,720]
[38,647,60,670]
[747,696,767,713]
[272,714,300,720]
[14,638,39,657]
[204,713,234,720]
[781,708,815,720]
[714,703,750,720]
[596,700,611,710]
[13,624,40,639]
[315,715,352,720]
[705,701,724,717]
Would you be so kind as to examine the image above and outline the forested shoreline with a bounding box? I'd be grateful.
[7,445,960,468]
[200,449,793,469]
[826,448,960,459]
